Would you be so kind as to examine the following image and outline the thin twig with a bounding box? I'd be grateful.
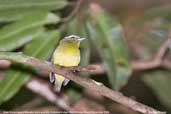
[0,75,70,110]
[0,52,164,114]
[0,60,11,69]
[132,59,171,71]
[155,32,171,61]
[62,0,82,24]
[26,77,71,110]
[132,31,171,70]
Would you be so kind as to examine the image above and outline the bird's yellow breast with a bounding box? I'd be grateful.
[53,41,80,67]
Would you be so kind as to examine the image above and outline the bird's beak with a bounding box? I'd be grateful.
[78,38,85,41]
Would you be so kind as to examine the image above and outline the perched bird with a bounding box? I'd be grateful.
[49,35,85,92]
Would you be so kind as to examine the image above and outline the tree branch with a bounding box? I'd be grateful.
[155,31,171,61]
[61,0,82,24]
[26,77,70,110]
[0,52,164,114]
[132,31,171,70]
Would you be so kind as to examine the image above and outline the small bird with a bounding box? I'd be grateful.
[49,35,85,92]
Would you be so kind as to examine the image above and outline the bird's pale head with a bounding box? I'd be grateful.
[60,35,85,47]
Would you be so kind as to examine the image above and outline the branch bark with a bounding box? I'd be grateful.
[132,31,171,70]
[0,52,164,114]
[26,77,70,110]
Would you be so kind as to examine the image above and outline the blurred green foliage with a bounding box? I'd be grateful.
[86,9,132,90]
[0,30,59,104]
[0,0,67,22]
[0,0,65,105]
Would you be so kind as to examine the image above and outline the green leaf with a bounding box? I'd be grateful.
[87,9,132,90]
[108,27,132,89]
[86,23,117,89]
[0,30,60,105]
[0,12,60,51]
[0,0,67,22]
[143,70,171,109]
